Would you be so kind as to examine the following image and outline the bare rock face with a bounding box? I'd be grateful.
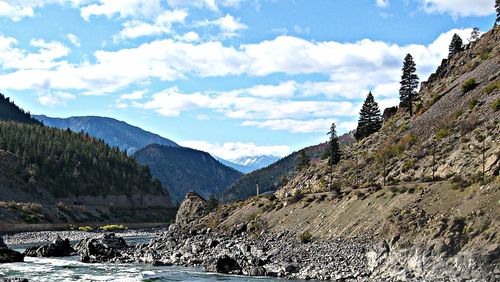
[175,191,207,229]
[24,236,75,257]
[0,237,7,250]
[74,233,129,263]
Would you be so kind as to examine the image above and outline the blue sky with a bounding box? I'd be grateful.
[0,0,496,160]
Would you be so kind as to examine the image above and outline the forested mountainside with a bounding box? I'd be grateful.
[223,132,355,202]
[35,115,178,154]
[0,94,41,125]
[134,144,242,204]
[0,96,174,224]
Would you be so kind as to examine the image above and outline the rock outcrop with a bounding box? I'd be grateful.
[74,233,131,263]
[0,236,24,263]
[24,236,75,257]
[174,191,207,229]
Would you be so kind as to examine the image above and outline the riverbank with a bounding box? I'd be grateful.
[2,228,166,246]
[0,222,169,233]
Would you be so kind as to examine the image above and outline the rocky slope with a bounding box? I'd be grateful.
[155,26,500,280]
[134,144,242,204]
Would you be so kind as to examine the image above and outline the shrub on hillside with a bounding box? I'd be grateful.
[99,224,127,231]
[468,99,479,110]
[491,98,500,111]
[483,81,500,94]
[462,78,477,93]
[298,231,313,243]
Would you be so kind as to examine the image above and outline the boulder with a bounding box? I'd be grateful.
[175,191,207,229]
[0,236,24,263]
[24,236,75,257]
[74,233,129,263]
[203,255,242,275]
[0,248,24,263]
[0,237,7,250]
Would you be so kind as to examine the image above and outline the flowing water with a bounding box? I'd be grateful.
[0,236,292,282]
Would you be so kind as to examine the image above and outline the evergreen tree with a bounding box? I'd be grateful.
[296,150,310,172]
[448,33,463,57]
[204,194,219,214]
[496,0,500,25]
[354,91,382,140]
[399,54,419,116]
[469,27,480,42]
[327,123,341,167]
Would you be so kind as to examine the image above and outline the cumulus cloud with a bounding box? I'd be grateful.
[135,86,357,121]
[0,1,34,21]
[67,33,80,47]
[0,38,70,71]
[175,31,200,42]
[114,9,188,40]
[0,28,473,109]
[195,14,247,38]
[376,0,390,8]
[179,140,290,161]
[418,0,494,18]
[166,0,246,12]
[80,0,162,20]
[38,91,75,106]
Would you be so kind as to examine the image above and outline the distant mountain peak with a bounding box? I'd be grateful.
[214,155,281,174]
[34,115,178,154]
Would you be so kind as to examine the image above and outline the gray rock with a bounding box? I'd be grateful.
[0,248,24,263]
[24,237,75,257]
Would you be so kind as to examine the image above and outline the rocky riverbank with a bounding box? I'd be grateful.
[1,228,165,246]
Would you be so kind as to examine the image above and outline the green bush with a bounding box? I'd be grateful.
[462,78,477,93]
[435,127,451,140]
[99,224,127,231]
[298,231,313,243]
[468,99,479,110]
[483,81,500,94]
[78,226,94,232]
[491,98,500,111]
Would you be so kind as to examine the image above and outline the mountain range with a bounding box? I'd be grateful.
[134,144,242,204]
[34,115,178,154]
[34,115,246,204]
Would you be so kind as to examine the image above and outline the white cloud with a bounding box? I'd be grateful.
[1,38,70,70]
[38,91,75,106]
[0,28,474,105]
[80,0,162,21]
[115,9,188,40]
[419,0,494,17]
[242,119,336,133]
[135,86,357,120]
[0,1,33,21]
[179,140,290,160]
[120,90,145,100]
[67,33,80,47]
[245,81,296,98]
[376,0,389,8]
[175,31,200,42]
[166,0,246,12]
[196,14,247,38]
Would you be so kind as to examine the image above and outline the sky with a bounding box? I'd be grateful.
[0,0,496,161]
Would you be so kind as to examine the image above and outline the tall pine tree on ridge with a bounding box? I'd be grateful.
[399,54,419,116]
[354,91,382,141]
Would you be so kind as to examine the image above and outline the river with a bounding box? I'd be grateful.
[0,235,295,282]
